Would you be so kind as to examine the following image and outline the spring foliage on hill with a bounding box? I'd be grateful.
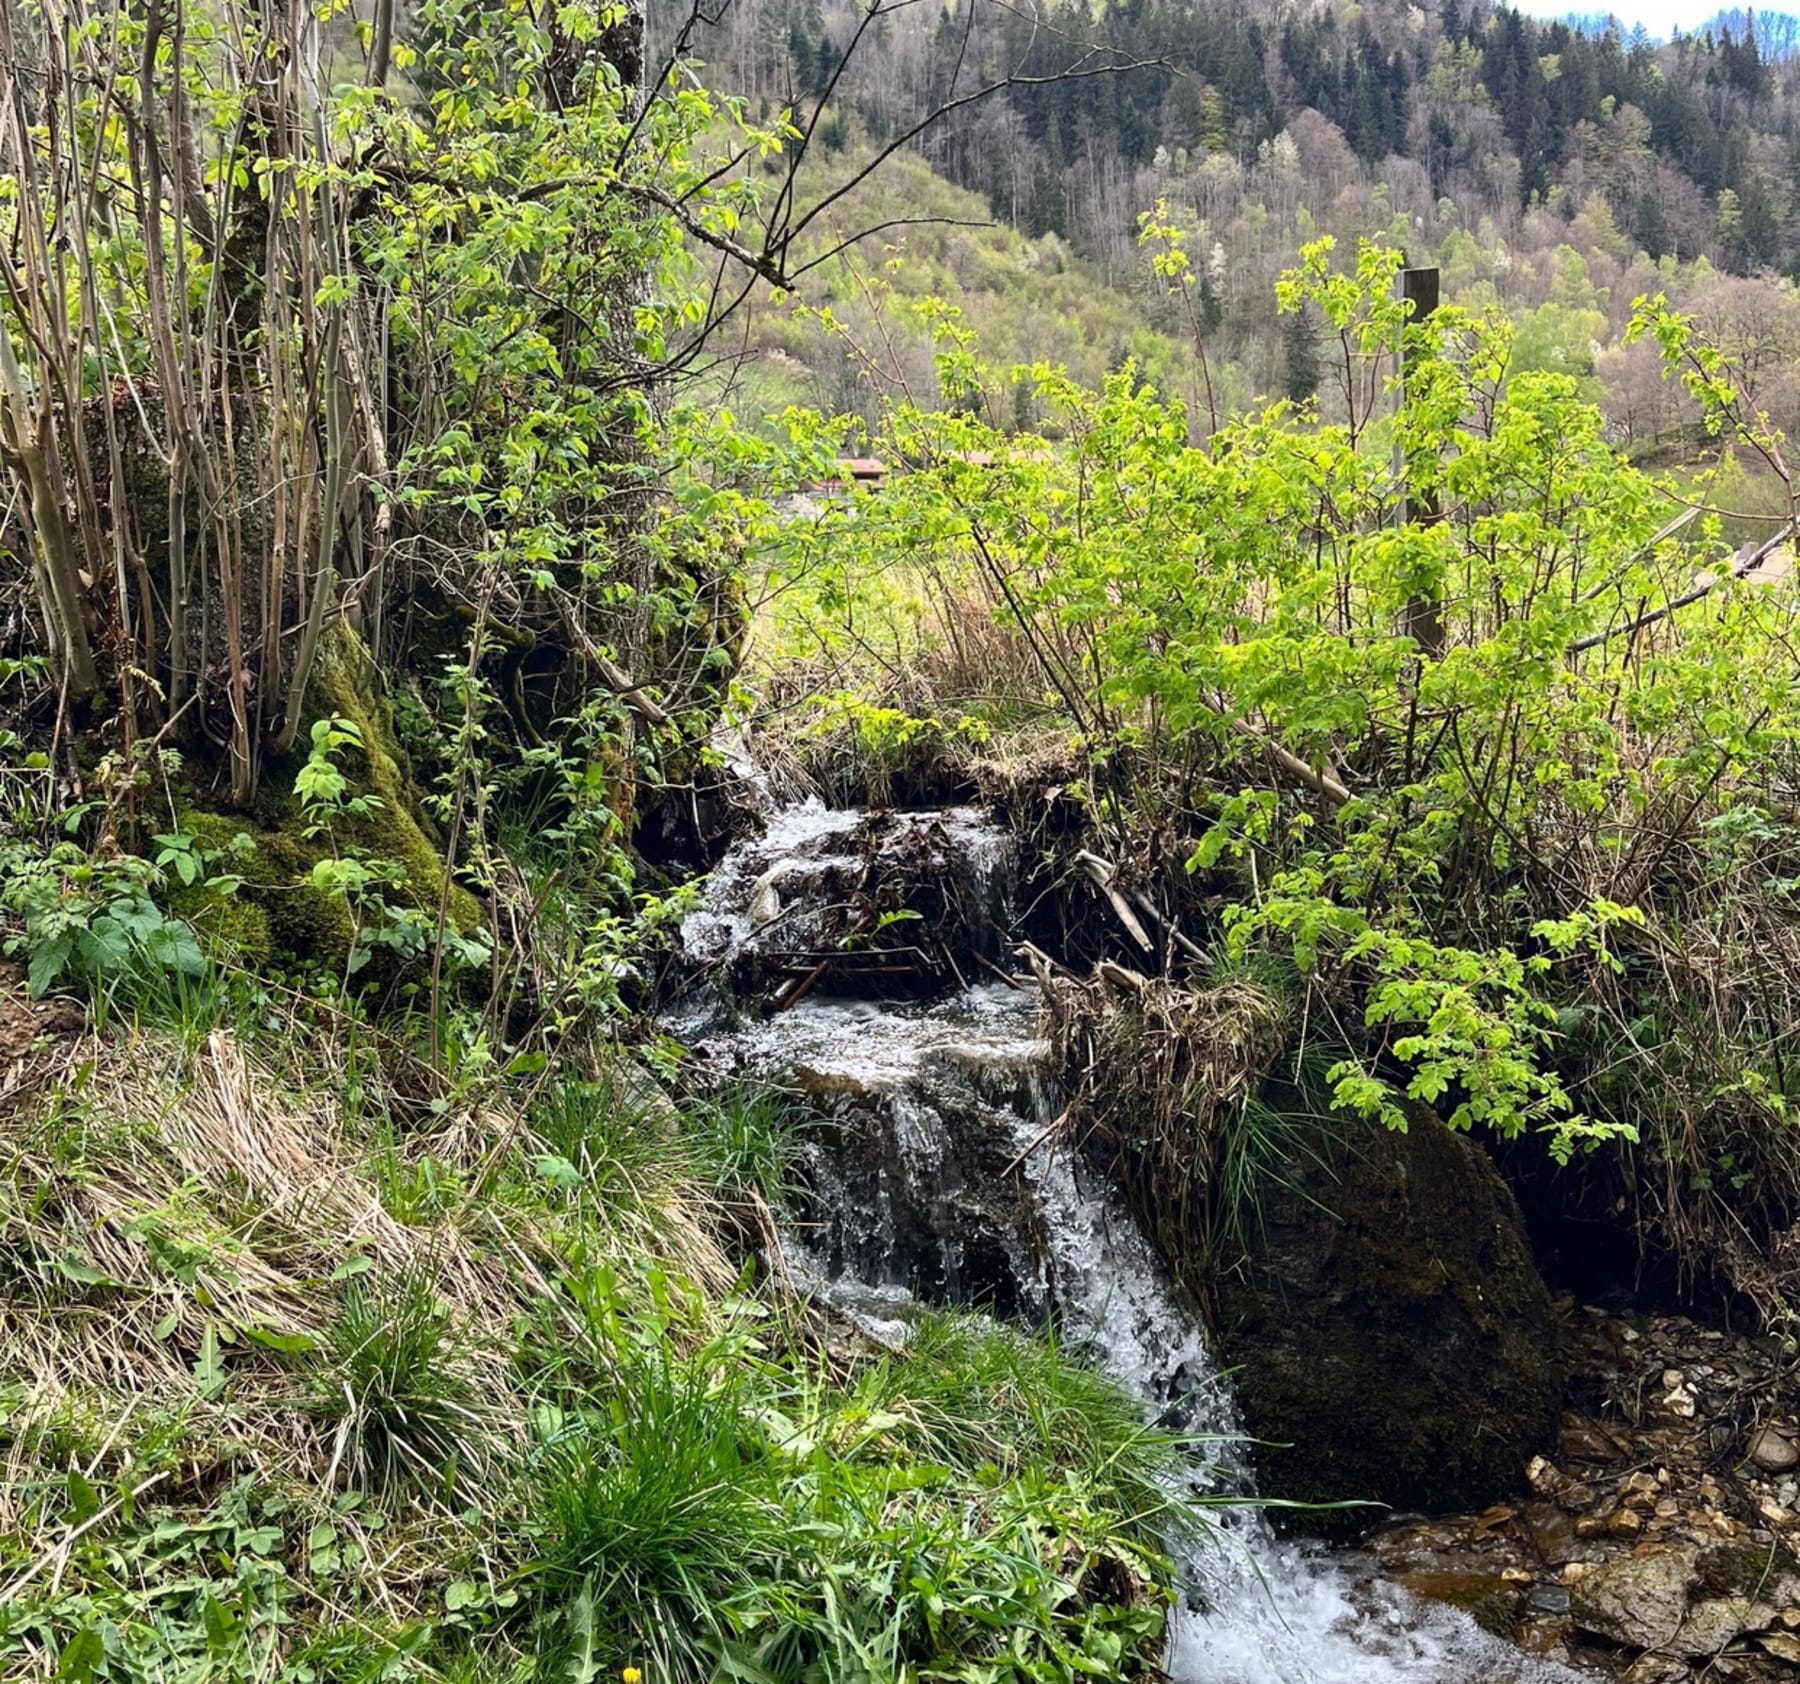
[692,0,1800,457]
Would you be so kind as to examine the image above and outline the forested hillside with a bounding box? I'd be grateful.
[691,0,1800,464]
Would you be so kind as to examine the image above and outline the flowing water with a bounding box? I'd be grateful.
[673,799,1584,1684]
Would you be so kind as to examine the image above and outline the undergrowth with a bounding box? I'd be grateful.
[0,999,1193,1683]
[720,241,1800,1320]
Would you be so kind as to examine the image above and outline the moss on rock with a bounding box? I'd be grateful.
[298,626,484,936]
[1211,1111,1562,1525]
[165,875,274,970]
[176,810,358,970]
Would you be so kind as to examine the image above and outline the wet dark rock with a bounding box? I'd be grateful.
[1523,1502,1579,1564]
[1390,1567,1523,1638]
[791,1065,872,1101]
[680,804,1016,1003]
[793,1036,1044,1319]
[1561,1411,1624,1464]
[1526,1582,1573,1615]
[1214,1112,1561,1520]
[1569,1546,1697,1649]
[1557,1482,1600,1515]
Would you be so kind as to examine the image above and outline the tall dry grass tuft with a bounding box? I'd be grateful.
[1043,964,1295,1290]
[0,1019,734,1529]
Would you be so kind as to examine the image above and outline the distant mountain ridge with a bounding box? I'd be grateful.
[1562,9,1800,54]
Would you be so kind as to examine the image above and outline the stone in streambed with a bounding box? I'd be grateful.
[1621,1658,1691,1684]
[1526,1581,1573,1615]
[1673,1596,1775,1656]
[1748,1427,1799,1474]
[1524,1501,1580,1565]
[1569,1547,1697,1649]
[1211,1110,1561,1522]
[1560,1411,1623,1464]
[1390,1567,1523,1639]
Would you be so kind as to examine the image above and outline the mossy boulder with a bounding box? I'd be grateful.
[1213,1112,1561,1523]
[166,875,275,970]
[176,811,358,971]
[179,624,483,975]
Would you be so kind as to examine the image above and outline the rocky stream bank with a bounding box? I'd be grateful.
[1368,1297,1800,1680]
[654,787,1800,1680]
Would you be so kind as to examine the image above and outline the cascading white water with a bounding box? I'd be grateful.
[674,802,1585,1684]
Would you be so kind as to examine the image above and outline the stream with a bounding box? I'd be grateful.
[672,799,1585,1684]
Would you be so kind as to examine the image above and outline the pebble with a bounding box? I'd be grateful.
[1748,1426,1799,1474]
[1526,1455,1564,1495]
[1622,1657,1690,1684]
[1526,1583,1572,1614]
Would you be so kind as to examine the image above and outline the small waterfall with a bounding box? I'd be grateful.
[674,803,1584,1684]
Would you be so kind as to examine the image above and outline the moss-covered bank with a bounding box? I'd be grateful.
[174,624,482,975]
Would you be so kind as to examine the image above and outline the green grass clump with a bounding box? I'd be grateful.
[684,1083,801,1205]
[529,1070,681,1218]
[315,1260,502,1508]
[530,1347,783,1673]
[521,1312,1186,1683]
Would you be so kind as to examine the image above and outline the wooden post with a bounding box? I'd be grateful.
[1400,264,1444,660]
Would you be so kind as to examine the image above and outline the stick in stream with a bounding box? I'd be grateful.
[1076,850,1155,953]
[974,951,1028,989]
[1000,1108,1071,1179]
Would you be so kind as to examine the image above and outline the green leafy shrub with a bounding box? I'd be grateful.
[747,237,1800,1303]
[1,839,205,1002]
